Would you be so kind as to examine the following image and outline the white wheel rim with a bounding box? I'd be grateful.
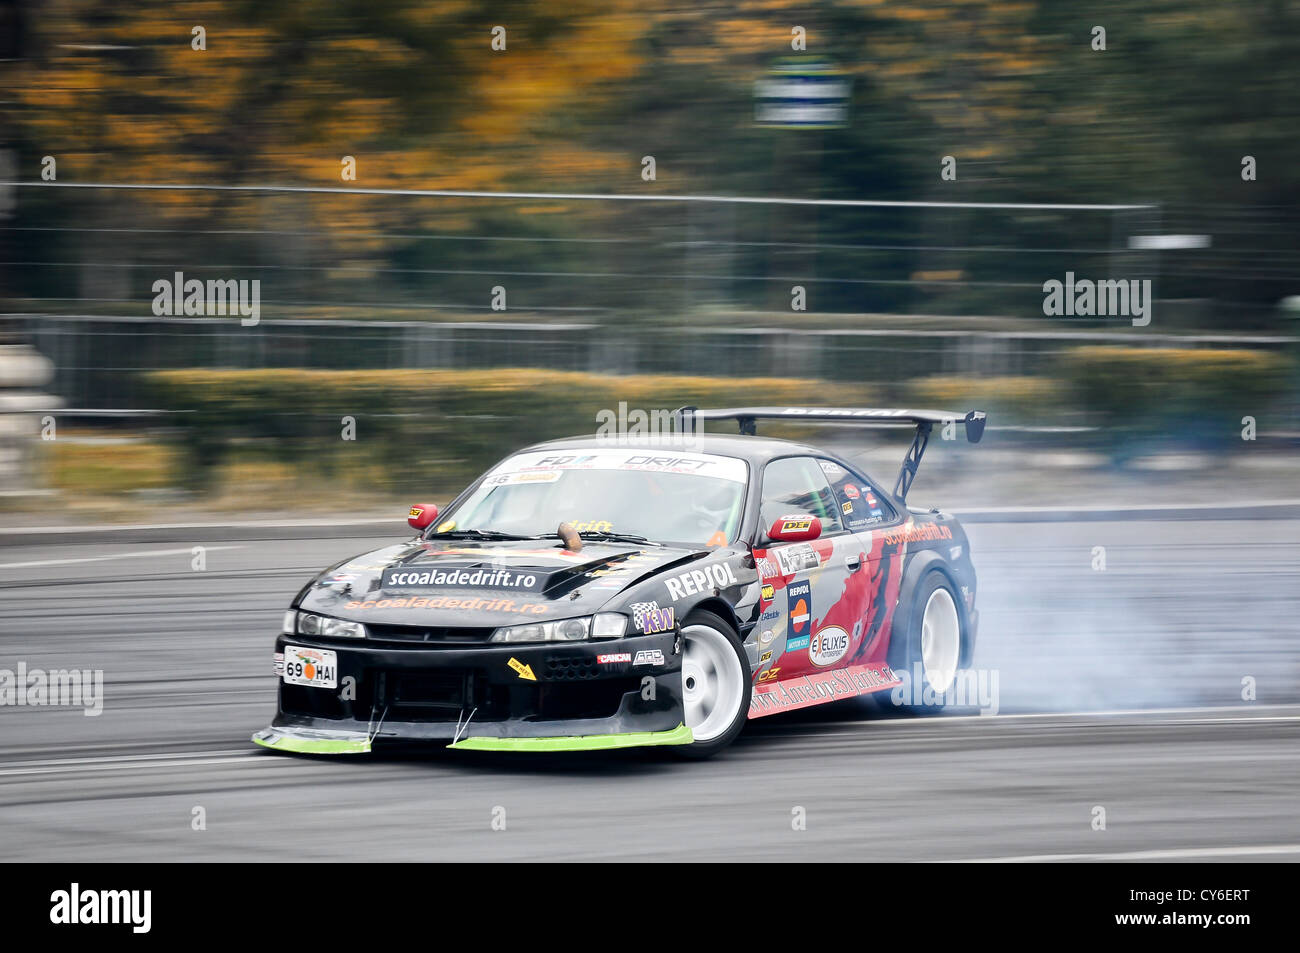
[681,623,744,743]
[920,587,961,694]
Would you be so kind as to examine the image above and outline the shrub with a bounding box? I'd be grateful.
[905,375,1068,425]
[145,368,876,494]
[1058,346,1291,445]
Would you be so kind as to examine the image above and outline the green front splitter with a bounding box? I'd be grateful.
[449,724,693,752]
[253,727,372,755]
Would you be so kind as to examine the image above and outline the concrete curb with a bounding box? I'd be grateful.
[0,516,410,546]
[4,500,1300,545]
[951,500,1300,523]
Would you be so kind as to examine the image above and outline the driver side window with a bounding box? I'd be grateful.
[759,456,845,536]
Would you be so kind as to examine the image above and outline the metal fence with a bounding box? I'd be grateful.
[8,313,1294,410]
[1,182,1297,408]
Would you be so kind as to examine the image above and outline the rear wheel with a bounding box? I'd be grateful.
[672,610,750,759]
[919,582,961,694]
[872,571,968,714]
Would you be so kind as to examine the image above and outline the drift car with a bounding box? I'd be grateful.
[253,406,986,758]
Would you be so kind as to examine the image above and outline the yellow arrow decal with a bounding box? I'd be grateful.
[508,657,536,681]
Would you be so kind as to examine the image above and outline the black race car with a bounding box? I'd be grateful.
[253,406,986,758]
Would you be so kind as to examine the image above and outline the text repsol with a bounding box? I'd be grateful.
[664,563,739,600]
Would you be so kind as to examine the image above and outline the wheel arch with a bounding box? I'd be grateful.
[685,596,744,638]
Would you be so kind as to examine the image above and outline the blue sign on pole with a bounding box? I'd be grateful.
[755,59,850,129]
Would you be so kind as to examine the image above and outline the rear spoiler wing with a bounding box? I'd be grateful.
[673,406,987,503]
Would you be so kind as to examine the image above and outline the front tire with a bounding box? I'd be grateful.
[672,610,750,759]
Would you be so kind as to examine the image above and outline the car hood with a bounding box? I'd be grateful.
[297,537,703,627]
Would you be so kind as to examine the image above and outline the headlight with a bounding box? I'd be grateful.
[296,612,367,639]
[489,612,627,643]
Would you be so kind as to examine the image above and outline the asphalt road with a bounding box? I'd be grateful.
[2,520,1298,862]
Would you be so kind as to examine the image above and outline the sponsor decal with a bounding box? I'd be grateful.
[420,545,589,564]
[484,470,562,486]
[760,651,772,663]
[759,608,780,622]
[633,649,665,666]
[749,663,900,718]
[408,506,425,520]
[759,629,776,646]
[787,579,812,638]
[382,565,543,591]
[818,459,844,477]
[757,667,781,682]
[775,543,820,575]
[841,500,853,515]
[570,519,614,533]
[597,652,632,665]
[809,625,850,667]
[273,652,284,676]
[843,483,860,499]
[435,520,456,532]
[282,647,337,689]
[664,562,739,600]
[785,635,811,652]
[630,601,676,635]
[760,583,775,601]
[491,449,748,484]
[345,596,548,614]
[775,516,813,534]
[881,522,954,546]
[508,657,537,681]
[756,556,779,578]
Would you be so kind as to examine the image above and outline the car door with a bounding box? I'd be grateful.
[750,456,855,684]
[816,458,906,667]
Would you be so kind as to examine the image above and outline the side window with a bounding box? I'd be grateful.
[759,457,845,536]
[817,458,898,529]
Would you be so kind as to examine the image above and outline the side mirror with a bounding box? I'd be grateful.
[767,514,822,543]
[407,503,439,531]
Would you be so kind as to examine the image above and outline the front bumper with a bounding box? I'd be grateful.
[255,630,688,753]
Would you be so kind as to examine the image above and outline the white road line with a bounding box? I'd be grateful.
[1,750,251,768]
[3,706,1296,778]
[0,517,404,536]
[0,545,243,569]
[949,844,1300,863]
[861,704,1300,725]
[954,499,1300,515]
[0,753,274,778]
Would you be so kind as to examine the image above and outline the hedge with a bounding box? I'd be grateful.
[145,368,877,493]
[905,375,1068,425]
[1058,346,1291,444]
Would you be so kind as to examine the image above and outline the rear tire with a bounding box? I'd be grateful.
[876,571,968,715]
[671,610,751,759]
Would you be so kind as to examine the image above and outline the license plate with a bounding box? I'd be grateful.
[282,646,338,689]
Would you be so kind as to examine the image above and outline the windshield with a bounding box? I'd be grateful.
[438,448,748,548]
